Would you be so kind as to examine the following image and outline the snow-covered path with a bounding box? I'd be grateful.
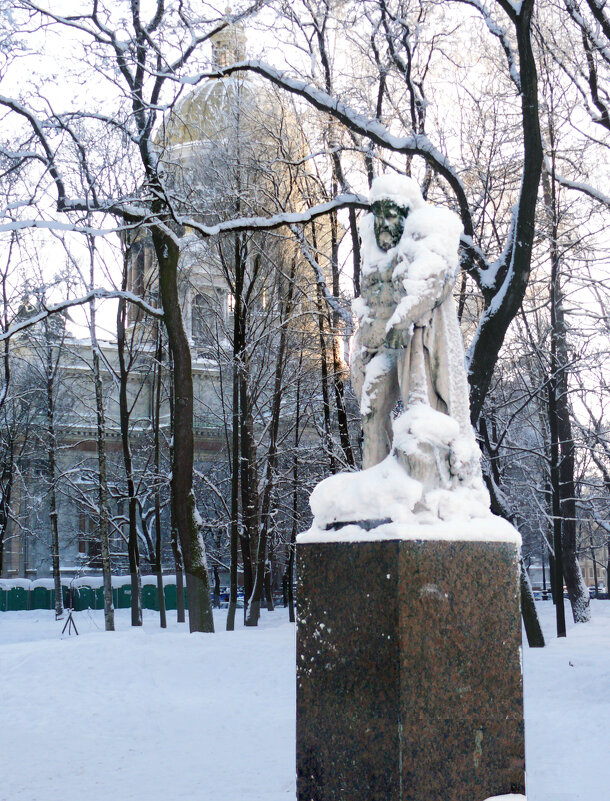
[523,601,610,800]
[1,609,295,801]
[1,602,607,800]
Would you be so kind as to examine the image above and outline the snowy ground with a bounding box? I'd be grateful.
[1,601,608,801]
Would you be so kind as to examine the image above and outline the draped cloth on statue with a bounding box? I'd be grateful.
[336,175,491,524]
[353,292,478,493]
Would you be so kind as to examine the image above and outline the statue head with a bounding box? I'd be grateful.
[371,199,410,252]
[369,174,425,252]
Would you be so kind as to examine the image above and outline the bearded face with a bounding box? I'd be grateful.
[372,199,409,252]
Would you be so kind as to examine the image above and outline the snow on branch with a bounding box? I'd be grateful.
[289,225,352,327]
[0,218,126,236]
[549,166,610,207]
[189,60,471,224]
[455,0,521,90]
[1,191,367,245]
[494,0,522,20]
[179,194,368,237]
[0,289,163,343]
[563,0,610,64]
[0,94,69,208]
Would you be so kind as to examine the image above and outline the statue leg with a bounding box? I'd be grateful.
[361,350,399,469]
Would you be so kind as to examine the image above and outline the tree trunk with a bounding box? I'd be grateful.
[240,367,262,625]
[245,257,297,625]
[0,443,14,578]
[520,557,545,648]
[213,565,220,608]
[227,243,245,631]
[348,206,361,298]
[152,330,167,629]
[168,365,186,623]
[170,500,186,624]
[226,336,241,631]
[479,418,545,647]
[152,230,214,633]
[467,0,543,422]
[543,167,590,625]
[0,300,15,577]
[316,284,336,472]
[238,367,257,616]
[153,551,167,629]
[606,537,610,597]
[89,278,115,632]
[288,365,302,625]
[329,209,355,469]
[45,332,63,619]
[48,448,62,618]
[117,279,142,628]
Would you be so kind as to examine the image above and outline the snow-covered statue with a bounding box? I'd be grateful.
[310,175,491,528]
[298,176,524,801]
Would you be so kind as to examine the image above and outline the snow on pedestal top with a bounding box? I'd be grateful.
[298,516,521,545]
[300,454,520,544]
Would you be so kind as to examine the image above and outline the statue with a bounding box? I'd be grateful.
[296,176,525,801]
[310,174,490,528]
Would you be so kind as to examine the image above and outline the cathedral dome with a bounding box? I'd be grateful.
[162,76,253,158]
[160,18,254,163]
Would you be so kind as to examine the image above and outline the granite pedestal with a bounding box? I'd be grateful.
[296,535,525,801]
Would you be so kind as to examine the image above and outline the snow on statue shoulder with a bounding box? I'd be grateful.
[313,174,492,531]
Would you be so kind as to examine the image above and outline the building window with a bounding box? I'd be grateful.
[78,511,101,566]
[192,293,214,345]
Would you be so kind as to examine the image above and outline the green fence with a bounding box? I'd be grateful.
[0,576,188,612]
[142,583,158,611]
[7,585,28,611]
[31,586,52,610]
[163,582,188,610]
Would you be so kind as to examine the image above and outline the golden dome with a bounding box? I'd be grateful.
[162,75,252,152]
[159,18,250,154]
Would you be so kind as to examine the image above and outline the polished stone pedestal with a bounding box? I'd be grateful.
[296,537,525,801]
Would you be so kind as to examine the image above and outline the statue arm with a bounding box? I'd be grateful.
[384,246,455,348]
